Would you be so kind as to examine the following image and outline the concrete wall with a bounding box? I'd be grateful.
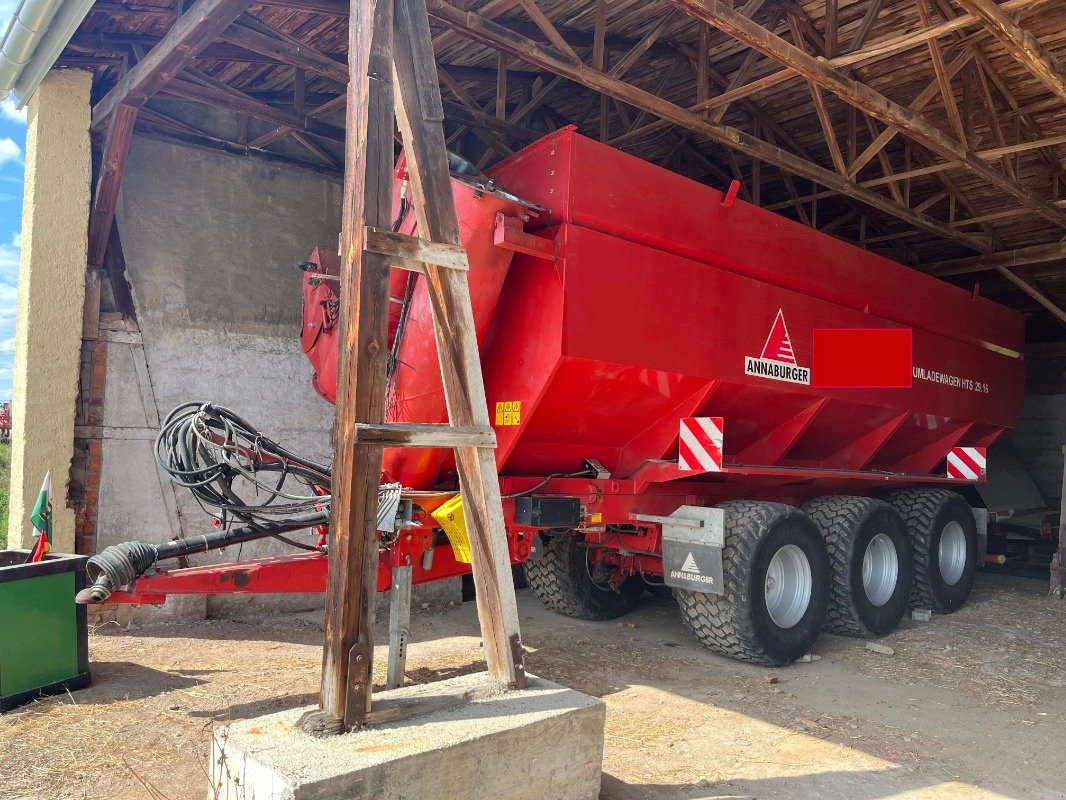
[8,69,92,550]
[1005,347,1066,505]
[104,135,341,617]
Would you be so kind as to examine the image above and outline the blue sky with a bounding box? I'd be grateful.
[0,95,28,402]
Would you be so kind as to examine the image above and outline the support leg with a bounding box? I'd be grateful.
[387,564,413,689]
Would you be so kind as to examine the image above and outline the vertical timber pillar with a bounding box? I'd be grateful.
[316,0,395,731]
[8,69,93,552]
[393,0,526,687]
[1055,444,1066,597]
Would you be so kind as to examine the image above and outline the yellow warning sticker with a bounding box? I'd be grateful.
[495,400,522,426]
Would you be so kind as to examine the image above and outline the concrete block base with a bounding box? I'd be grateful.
[209,672,605,800]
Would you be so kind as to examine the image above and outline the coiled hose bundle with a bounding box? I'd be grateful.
[78,403,337,603]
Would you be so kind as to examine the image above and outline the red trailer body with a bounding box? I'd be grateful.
[106,129,1024,665]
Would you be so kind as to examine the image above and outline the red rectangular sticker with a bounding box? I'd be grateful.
[812,328,912,389]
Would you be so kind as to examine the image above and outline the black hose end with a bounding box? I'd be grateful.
[80,541,160,604]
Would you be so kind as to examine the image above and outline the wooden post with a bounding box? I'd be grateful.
[316,0,395,731]
[1055,444,1066,597]
[393,0,526,688]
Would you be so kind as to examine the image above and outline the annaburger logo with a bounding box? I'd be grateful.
[744,309,811,385]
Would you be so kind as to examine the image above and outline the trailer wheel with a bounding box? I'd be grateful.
[801,496,912,637]
[674,501,829,665]
[883,488,977,613]
[524,533,644,621]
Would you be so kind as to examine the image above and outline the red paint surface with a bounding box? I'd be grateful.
[812,328,913,388]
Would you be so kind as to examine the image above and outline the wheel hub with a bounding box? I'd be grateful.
[764,544,812,629]
[861,533,899,607]
[939,521,967,586]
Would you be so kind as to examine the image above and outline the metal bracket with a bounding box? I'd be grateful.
[508,633,528,689]
[343,637,374,730]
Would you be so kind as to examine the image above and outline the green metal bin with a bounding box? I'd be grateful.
[0,551,90,711]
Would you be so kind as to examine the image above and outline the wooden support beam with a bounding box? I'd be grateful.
[426,0,988,251]
[496,50,508,119]
[954,0,1066,104]
[364,227,471,270]
[219,16,348,84]
[926,240,1066,276]
[515,0,581,63]
[135,117,340,176]
[395,0,527,689]
[674,0,1066,229]
[355,422,496,448]
[996,266,1066,328]
[436,69,515,157]
[87,104,138,270]
[823,0,837,59]
[441,99,539,143]
[916,0,966,145]
[161,77,346,141]
[249,95,347,148]
[92,0,252,128]
[609,14,674,80]
[319,0,395,732]
[808,82,845,175]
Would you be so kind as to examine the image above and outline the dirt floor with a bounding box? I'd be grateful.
[2,572,1064,799]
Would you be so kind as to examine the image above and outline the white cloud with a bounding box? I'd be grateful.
[0,231,19,284]
[0,137,20,166]
[0,99,25,125]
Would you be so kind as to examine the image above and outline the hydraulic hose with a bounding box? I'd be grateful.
[75,512,329,604]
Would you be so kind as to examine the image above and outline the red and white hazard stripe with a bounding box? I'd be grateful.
[947,447,986,480]
[679,417,724,472]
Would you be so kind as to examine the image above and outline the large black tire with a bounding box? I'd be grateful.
[801,496,912,638]
[674,501,830,665]
[883,488,977,613]
[524,533,644,621]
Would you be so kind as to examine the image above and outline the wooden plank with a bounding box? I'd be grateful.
[395,0,527,689]
[355,422,497,448]
[954,0,1066,103]
[674,0,1066,229]
[365,227,470,270]
[87,104,138,270]
[426,0,989,252]
[92,0,252,127]
[319,0,395,732]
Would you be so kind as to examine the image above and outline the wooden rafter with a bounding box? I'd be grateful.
[92,0,252,128]
[954,0,1066,104]
[626,0,1044,133]
[927,241,1066,276]
[674,0,1066,229]
[426,0,987,251]
[87,104,138,269]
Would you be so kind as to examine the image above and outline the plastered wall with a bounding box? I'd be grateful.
[105,135,341,617]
